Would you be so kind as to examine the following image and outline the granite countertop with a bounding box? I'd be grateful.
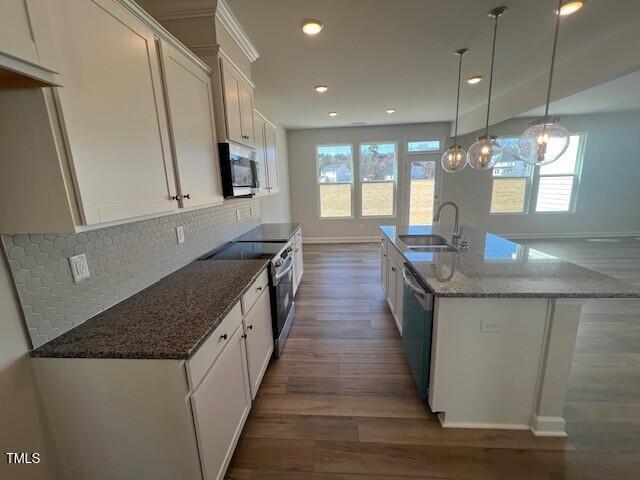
[381,225,640,299]
[31,259,269,359]
[237,222,302,242]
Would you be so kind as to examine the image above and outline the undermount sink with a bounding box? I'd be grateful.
[398,234,457,251]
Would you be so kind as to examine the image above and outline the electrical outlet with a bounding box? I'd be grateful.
[236,209,241,222]
[69,254,90,283]
[480,317,504,333]
[176,226,185,245]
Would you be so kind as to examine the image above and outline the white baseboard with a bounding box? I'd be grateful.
[507,231,640,240]
[529,415,567,437]
[437,413,529,431]
[303,236,381,244]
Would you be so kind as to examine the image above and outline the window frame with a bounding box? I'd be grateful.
[489,136,534,216]
[532,133,585,214]
[316,143,355,220]
[358,141,398,218]
[405,138,443,155]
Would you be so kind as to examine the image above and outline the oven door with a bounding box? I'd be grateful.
[272,255,294,337]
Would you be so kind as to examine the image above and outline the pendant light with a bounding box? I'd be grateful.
[518,0,570,166]
[467,6,507,170]
[441,48,469,173]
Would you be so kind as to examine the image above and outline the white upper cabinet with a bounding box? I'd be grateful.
[54,0,178,225]
[219,57,255,148]
[159,40,223,209]
[254,110,280,195]
[0,0,58,86]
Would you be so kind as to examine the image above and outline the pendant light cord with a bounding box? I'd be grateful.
[544,0,563,119]
[485,13,500,137]
[453,50,465,146]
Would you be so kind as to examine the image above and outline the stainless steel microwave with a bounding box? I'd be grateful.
[218,143,260,198]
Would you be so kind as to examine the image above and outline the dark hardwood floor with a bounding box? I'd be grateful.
[226,241,640,480]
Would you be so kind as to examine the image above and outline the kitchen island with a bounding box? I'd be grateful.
[380,224,640,437]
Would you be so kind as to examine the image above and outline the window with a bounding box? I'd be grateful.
[535,135,582,212]
[407,139,441,154]
[359,142,397,216]
[317,145,353,218]
[490,137,532,214]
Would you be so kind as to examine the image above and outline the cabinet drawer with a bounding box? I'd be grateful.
[187,301,242,390]
[241,268,269,315]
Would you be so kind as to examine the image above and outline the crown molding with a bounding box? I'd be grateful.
[215,0,260,63]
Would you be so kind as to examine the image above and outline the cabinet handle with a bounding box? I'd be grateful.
[391,266,396,272]
[219,333,228,340]
[183,194,191,199]
[171,195,181,201]
[241,333,247,339]
[247,325,253,330]
[256,286,262,292]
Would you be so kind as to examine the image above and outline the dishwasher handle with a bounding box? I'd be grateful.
[402,266,433,309]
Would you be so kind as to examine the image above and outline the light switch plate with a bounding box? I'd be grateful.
[176,226,185,245]
[69,254,90,283]
[480,317,504,333]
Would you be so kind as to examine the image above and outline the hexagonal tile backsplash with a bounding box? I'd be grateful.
[1,199,260,348]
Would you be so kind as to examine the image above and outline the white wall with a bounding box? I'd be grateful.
[259,122,291,223]
[288,122,450,240]
[441,110,640,237]
[0,257,60,479]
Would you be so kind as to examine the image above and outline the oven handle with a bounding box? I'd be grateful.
[274,255,294,282]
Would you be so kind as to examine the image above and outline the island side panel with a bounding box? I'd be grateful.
[531,299,582,437]
[428,297,549,429]
[33,357,202,480]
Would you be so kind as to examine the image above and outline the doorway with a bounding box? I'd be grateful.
[400,157,440,225]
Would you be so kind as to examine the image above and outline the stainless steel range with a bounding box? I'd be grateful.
[199,240,295,357]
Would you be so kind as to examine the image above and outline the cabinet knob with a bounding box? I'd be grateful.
[219,333,228,340]
[391,267,396,272]
[171,195,181,201]
[183,194,191,199]
[256,286,262,292]
[248,325,253,330]
[241,333,247,339]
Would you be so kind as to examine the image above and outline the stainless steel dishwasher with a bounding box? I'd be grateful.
[401,265,434,401]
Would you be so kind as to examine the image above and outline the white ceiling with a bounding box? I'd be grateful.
[226,0,640,130]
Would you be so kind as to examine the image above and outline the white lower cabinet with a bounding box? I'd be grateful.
[383,241,404,335]
[192,325,251,480]
[243,288,274,399]
[35,268,274,480]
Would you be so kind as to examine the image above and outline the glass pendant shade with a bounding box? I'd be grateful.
[519,120,570,166]
[467,135,502,170]
[441,145,467,173]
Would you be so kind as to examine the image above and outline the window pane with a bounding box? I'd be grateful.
[317,145,353,183]
[539,135,580,175]
[410,161,435,225]
[362,182,394,216]
[494,138,529,178]
[491,178,527,213]
[360,143,397,181]
[536,176,574,212]
[320,184,351,217]
[407,140,441,153]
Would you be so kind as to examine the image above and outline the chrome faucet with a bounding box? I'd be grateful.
[433,202,462,246]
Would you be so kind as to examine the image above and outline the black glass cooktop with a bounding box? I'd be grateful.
[199,241,285,261]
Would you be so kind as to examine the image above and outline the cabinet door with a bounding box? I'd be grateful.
[253,112,268,190]
[53,0,178,225]
[160,41,223,208]
[221,61,243,145]
[244,289,274,399]
[387,259,398,315]
[381,244,388,294]
[238,80,255,147]
[191,326,251,480]
[264,121,279,193]
[0,0,49,68]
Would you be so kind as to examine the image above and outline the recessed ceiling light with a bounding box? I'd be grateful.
[314,85,328,93]
[557,1,584,16]
[386,108,396,114]
[328,112,338,117]
[467,75,483,85]
[301,19,323,36]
